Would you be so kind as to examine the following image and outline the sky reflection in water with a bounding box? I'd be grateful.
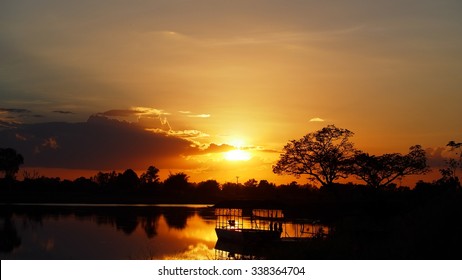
[0,205,217,260]
[1,205,329,259]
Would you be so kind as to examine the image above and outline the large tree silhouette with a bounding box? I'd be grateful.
[351,145,429,188]
[0,148,24,180]
[273,125,357,187]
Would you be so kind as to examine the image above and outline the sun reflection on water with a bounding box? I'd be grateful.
[145,212,217,259]
[163,243,215,260]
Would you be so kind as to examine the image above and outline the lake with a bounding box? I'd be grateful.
[0,204,328,260]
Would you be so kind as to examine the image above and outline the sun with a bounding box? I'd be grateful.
[224,149,251,161]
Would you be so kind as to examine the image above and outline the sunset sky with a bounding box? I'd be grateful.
[1,0,461,185]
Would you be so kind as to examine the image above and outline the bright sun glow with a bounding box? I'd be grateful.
[224,149,251,161]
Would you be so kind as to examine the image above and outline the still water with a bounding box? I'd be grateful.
[0,204,327,260]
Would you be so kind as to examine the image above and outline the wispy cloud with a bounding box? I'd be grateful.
[0,108,32,114]
[0,121,19,129]
[98,107,172,130]
[0,108,34,127]
[187,114,211,118]
[34,137,60,154]
[15,133,27,141]
[42,137,59,150]
[179,111,211,118]
[194,143,235,155]
[131,106,169,117]
[98,107,169,118]
[98,110,139,117]
[201,26,366,49]
[167,129,210,139]
[53,110,74,114]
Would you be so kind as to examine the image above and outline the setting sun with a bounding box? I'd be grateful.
[224,149,252,161]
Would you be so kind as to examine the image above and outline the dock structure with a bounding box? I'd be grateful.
[214,200,286,242]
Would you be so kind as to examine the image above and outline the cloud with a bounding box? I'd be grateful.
[201,143,235,154]
[309,117,325,122]
[0,108,32,114]
[179,111,211,118]
[34,137,60,154]
[98,107,173,131]
[0,108,33,122]
[98,107,168,118]
[187,114,211,118]
[132,107,169,117]
[426,147,452,169]
[0,120,19,129]
[15,133,27,141]
[53,110,74,114]
[180,143,236,157]
[0,108,34,128]
[253,146,281,154]
[0,115,202,170]
[42,137,59,150]
[189,143,279,157]
[98,109,143,117]
[167,130,210,139]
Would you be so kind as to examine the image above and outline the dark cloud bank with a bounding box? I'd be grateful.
[0,115,201,170]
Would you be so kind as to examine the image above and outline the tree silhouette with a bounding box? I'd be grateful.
[257,180,276,191]
[92,171,112,187]
[140,165,160,186]
[196,179,220,197]
[243,178,258,188]
[447,141,461,175]
[118,169,140,188]
[164,172,191,194]
[221,182,243,198]
[438,141,462,187]
[351,145,429,188]
[0,148,24,180]
[273,125,357,187]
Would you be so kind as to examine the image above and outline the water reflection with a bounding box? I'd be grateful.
[0,204,328,260]
[0,212,21,253]
[215,239,265,260]
[0,204,216,259]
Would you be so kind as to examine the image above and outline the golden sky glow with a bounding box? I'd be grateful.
[224,149,252,161]
[1,0,462,185]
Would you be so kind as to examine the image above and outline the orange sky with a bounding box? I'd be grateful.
[1,0,461,186]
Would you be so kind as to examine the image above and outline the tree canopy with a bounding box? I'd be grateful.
[350,145,429,188]
[273,125,357,187]
[438,140,462,187]
[0,148,24,180]
[164,172,191,194]
[140,165,160,185]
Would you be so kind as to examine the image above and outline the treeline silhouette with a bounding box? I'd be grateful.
[1,167,320,204]
[0,163,461,206]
